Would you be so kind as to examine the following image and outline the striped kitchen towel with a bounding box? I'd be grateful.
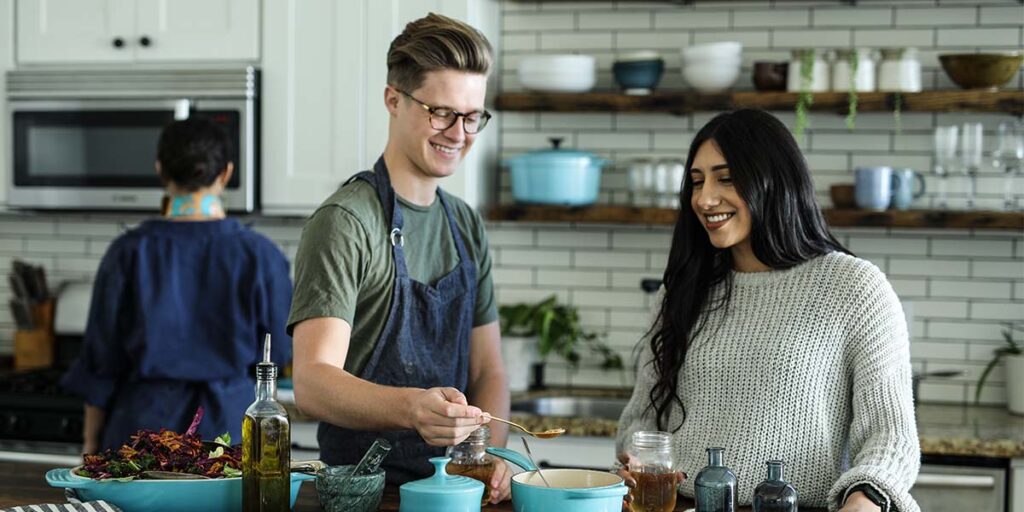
[0,502,122,512]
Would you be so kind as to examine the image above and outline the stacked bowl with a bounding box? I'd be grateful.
[517,54,596,93]
[681,42,743,93]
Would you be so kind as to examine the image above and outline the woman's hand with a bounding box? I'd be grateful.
[615,452,685,512]
[839,491,882,512]
[486,460,512,504]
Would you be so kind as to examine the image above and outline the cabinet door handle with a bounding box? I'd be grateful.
[112,37,125,48]
[914,473,996,489]
[139,36,152,47]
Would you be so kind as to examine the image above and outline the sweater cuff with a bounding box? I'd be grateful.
[831,465,919,512]
[843,481,892,512]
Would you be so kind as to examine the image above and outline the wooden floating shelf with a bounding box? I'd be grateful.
[495,90,1024,115]
[490,205,1024,231]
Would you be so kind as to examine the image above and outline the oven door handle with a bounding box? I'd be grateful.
[914,473,996,489]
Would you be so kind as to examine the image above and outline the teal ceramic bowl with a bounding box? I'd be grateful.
[45,467,315,512]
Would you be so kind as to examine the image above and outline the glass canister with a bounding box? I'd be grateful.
[627,431,677,512]
[752,461,798,512]
[878,47,922,92]
[786,49,828,93]
[831,48,876,92]
[694,447,737,512]
[446,426,496,505]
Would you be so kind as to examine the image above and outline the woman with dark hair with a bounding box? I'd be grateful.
[616,109,919,512]
[62,117,293,453]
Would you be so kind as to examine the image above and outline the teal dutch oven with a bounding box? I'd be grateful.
[45,466,314,512]
[399,456,484,512]
[486,447,627,512]
[504,137,609,206]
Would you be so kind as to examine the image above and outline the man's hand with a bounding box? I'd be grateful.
[409,387,488,446]
[839,491,882,512]
[486,460,512,504]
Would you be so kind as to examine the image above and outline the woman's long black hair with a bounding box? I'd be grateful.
[647,109,851,431]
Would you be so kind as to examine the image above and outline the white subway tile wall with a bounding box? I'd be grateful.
[0,1,1021,407]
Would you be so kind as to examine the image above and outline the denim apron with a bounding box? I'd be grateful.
[317,157,477,485]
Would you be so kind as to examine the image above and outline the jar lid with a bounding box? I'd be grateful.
[400,457,484,496]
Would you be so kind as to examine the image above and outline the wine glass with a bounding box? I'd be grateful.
[960,122,983,210]
[992,121,1024,211]
[932,126,958,209]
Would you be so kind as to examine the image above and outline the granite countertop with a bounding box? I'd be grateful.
[508,388,1024,459]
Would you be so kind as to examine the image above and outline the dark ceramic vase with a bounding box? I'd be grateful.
[694,447,737,512]
[752,461,798,512]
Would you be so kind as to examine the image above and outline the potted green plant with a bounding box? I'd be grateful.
[498,295,623,390]
[975,322,1023,414]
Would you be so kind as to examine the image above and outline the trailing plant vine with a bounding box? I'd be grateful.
[845,50,858,131]
[794,49,815,140]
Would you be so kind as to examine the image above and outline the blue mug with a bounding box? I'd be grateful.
[855,166,893,211]
[891,168,926,210]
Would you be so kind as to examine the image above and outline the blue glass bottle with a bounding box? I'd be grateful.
[694,447,736,512]
[753,461,798,512]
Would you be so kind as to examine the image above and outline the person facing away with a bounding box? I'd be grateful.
[61,117,293,454]
[615,109,920,512]
[287,12,512,502]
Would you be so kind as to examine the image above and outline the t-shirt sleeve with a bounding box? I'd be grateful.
[287,206,371,334]
[469,209,497,327]
[60,241,131,409]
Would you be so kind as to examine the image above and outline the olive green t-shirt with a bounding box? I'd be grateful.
[287,177,497,375]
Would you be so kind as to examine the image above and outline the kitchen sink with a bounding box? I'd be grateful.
[510,396,630,421]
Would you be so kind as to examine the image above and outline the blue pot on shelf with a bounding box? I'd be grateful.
[504,137,609,207]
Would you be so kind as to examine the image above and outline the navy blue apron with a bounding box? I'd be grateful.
[317,156,478,485]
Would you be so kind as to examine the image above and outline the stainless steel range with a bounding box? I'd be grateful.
[0,282,91,465]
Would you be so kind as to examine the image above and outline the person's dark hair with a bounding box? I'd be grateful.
[387,12,493,93]
[156,117,232,191]
[646,109,851,431]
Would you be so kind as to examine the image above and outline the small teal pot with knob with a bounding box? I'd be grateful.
[486,447,627,512]
[398,456,483,512]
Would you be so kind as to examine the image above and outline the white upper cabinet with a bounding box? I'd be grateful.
[260,0,500,216]
[16,0,259,64]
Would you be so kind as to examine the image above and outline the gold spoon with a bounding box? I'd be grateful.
[486,414,565,439]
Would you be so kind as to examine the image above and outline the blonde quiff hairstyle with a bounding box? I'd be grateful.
[387,13,493,93]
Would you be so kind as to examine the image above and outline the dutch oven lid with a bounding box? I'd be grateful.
[507,137,605,164]
[400,457,484,495]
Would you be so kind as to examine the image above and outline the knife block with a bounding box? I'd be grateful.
[14,298,56,370]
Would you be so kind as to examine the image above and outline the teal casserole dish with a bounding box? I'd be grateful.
[46,467,315,512]
[505,137,609,206]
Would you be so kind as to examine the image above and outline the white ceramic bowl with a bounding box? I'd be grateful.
[682,63,742,93]
[681,42,743,63]
[518,54,596,92]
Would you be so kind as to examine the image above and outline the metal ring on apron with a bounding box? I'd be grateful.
[390,228,404,247]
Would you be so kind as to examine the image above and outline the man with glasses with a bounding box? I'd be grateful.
[287,12,511,502]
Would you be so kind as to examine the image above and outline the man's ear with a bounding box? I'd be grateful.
[384,86,401,115]
[219,162,235,186]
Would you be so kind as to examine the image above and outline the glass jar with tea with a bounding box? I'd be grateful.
[446,425,496,505]
[627,430,677,512]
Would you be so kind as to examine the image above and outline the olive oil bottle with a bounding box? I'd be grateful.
[242,334,291,511]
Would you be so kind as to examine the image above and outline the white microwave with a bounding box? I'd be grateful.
[6,67,258,212]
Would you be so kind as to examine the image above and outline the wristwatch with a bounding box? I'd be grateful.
[847,483,891,512]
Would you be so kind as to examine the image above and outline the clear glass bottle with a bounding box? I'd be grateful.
[627,431,677,512]
[446,426,496,505]
[242,334,291,512]
[752,461,798,512]
[694,447,736,512]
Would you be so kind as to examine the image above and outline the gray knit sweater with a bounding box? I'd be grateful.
[616,252,920,512]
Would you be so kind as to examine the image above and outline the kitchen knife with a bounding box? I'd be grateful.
[31,265,49,301]
[12,261,40,301]
[8,274,30,301]
[9,298,34,330]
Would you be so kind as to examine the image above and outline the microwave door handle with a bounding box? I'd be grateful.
[174,98,192,120]
[913,473,996,489]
